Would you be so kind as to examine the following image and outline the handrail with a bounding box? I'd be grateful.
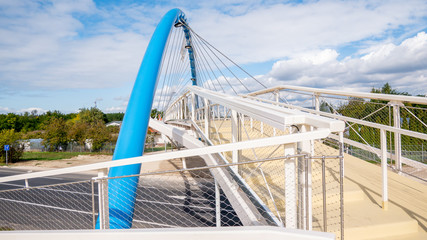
[0,126,331,184]
[165,90,190,114]
[247,85,427,105]
[188,86,345,132]
[243,95,427,141]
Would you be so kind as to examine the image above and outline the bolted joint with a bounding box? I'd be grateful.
[92,176,108,182]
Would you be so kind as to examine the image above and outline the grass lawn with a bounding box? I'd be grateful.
[144,146,166,153]
[21,152,112,161]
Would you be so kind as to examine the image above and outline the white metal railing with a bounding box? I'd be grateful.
[0,130,336,231]
[163,86,345,238]
[247,85,427,105]
[243,85,427,211]
[0,129,330,185]
[0,86,346,238]
[245,85,427,168]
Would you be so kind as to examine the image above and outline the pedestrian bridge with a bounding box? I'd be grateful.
[1,8,427,240]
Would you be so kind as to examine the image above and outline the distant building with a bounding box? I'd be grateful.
[20,138,44,152]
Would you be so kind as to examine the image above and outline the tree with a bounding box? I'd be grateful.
[79,107,107,125]
[337,83,427,150]
[68,121,89,147]
[0,129,23,163]
[87,121,111,151]
[106,112,124,122]
[42,117,68,151]
[151,108,163,119]
[370,83,409,104]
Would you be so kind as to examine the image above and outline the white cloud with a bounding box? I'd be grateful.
[17,107,47,114]
[0,106,47,114]
[0,0,148,92]
[360,32,427,74]
[189,0,427,64]
[105,106,125,113]
[1,0,427,113]
[265,32,427,95]
[0,107,11,114]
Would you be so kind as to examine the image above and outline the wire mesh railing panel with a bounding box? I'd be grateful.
[312,139,343,239]
[133,172,241,228]
[0,180,94,231]
[400,105,427,165]
[255,89,427,182]
[0,154,343,237]
[103,162,260,229]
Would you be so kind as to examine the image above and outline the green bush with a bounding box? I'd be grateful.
[0,129,23,163]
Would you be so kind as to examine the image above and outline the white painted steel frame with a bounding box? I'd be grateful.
[188,86,344,132]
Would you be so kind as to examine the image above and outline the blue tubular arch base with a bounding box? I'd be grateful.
[98,8,183,229]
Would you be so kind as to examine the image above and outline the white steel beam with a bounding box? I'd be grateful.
[189,86,344,132]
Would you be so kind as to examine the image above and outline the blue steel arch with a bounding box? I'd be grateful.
[99,8,196,229]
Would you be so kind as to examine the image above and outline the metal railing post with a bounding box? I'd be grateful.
[274,90,279,136]
[215,179,221,227]
[91,179,96,229]
[261,121,264,135]
[97,168,109,229]
[231,110,239,171]
[191,92,196,121]
[392,101,402,171]
[178,100,182,119]
[204,98,210,138]
[322,156,327,232]
[296,124,312,230]
[284,144,297,229]
[183,97,187,119]
[339,132,344,240]
[380,129,389,210]
[315,93,320,113]
[305,156,310,231]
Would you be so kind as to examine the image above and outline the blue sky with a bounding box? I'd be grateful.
[1,0,427,114]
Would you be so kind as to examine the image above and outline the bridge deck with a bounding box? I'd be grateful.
[342,148,427,239]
